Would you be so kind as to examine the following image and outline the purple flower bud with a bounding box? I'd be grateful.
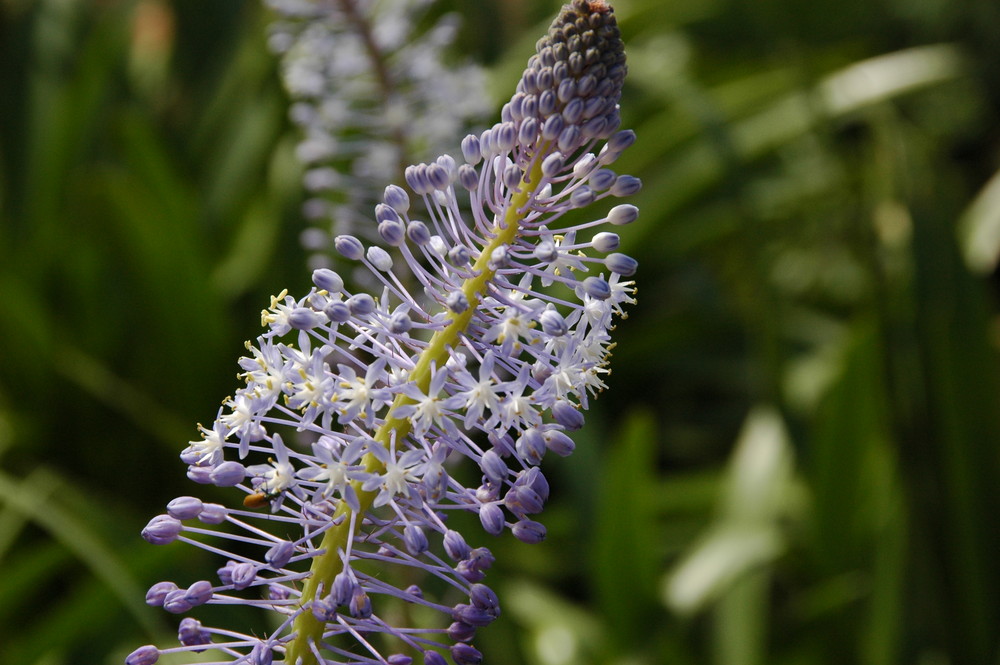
[608,129,637,152]
[185,580,214,606]
[479,450,508,483]
[404,524,429,555]
[178,617,211,649]
[589,168,617,191]
[451,644,483,665]
[512,519,547,544]
[539,307,568,337]
[519,467,550,502]
[447,291,469,314]
[479,503,506,535]
[269,584,291,601]
[251,642,273,665]
[542,113,564,141]
[461,134,482,165]
[563,98,584,125]
[198,503,227,524]
[312,594,338,622]
[469,583,500,612]
[518,116,539,146]
[455,559,486,583]
[495,123,517,152]
[582,115,608,139]
[557,125,581,152]
[541,152,565,178]
[449,245,472,266]
[383,184,410,213]
[388,655,413,665]
[424,651,448,665]
[489,245,510,269]
[288,306,324,330]
[178,448,202,465]
[163,588,193,614]
[349,587,372,618]
[605,252,638,277]
[334,234,365,260]
[324,301,351,323]
[538,89,557,117]
[453,603,497,627]
[610,175,642,197]
[458,164,479,191]
[209,461,245,487]
[573,153,597,178]
[591,232,620,252]
[607,203,639,225]
[367,246,394,272]
[407,220,431,245]
[505,485,544,517]
[230,562,257,590]
[333,571,355,606]
[375,202,401,224]
[516,428,546,464]
[125,645,159,665]
[543,430,576,456]
[166,496,203,520]
[476,480,501,502]
[570,185,594,208]
[145,581,177,607]
[265,540,295,569]
[448,621,477,643]
[552,400,585,430]
[378,219,406,247]
[217,560,236,585]
[534,239,558,263]
[468,547,495,571]
[427,163,452,190]
[348,293,376,316]
[405,584,424,600]
[141,515,182,545]
[582,276,611,300]
[185,464,213,484]
[443,529,472,561]
[389,310,413,334]
[405,164,431,194]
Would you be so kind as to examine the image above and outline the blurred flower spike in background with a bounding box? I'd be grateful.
[129,2,640,664]
[265,0,493,270]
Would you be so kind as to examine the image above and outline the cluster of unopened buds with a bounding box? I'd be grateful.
[129,2,639,664]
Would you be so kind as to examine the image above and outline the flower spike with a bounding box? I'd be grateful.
[130,2,638,664]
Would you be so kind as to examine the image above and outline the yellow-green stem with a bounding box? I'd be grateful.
[285,156,545,664]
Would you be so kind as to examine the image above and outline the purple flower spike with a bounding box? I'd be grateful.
[133,2,637,664]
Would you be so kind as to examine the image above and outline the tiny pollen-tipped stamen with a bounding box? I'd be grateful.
[130,3,639,665]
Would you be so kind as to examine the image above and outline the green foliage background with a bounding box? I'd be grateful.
[2,0,1000,663]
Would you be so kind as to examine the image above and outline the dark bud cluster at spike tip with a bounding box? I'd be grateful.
[503,0,627,158]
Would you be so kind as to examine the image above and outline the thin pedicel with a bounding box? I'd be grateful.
[129,2,638,664]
